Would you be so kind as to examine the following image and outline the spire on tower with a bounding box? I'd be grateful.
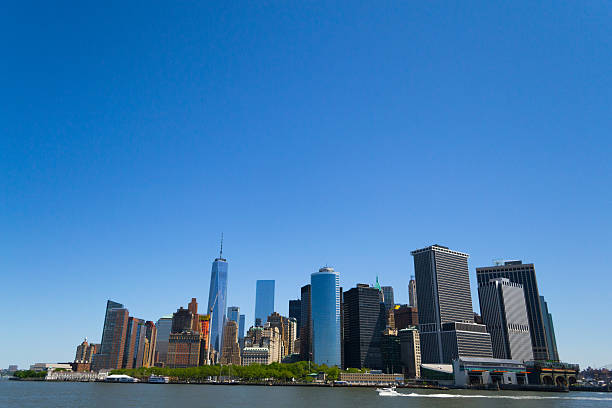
[220,232,223,258]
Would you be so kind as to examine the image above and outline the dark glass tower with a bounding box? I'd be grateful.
[412,245,492,363]
[300,284,312,361]
[92,300,129,370]
[476,261,550,360]
[289,299,302,334]
[207,243,228,355]
[343,284,386,369]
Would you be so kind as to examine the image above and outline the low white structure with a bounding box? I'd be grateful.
[47,371,105,382]
[453,357,528,386]
[30,363,73,372]
[105,374,139,383]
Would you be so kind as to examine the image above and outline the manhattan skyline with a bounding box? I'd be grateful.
[1,2,610,370]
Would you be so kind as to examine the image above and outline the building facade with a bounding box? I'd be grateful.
[540,296,560,361]
[408,275,418,308]
[166,332,201,368]
[412,245,492,364]
[300,284,312,361]
[255,280,275,326]
[155,315,173,365]
[207,250,228,355]
[75,339,98,364]
[399,327,421,378]
[289,299,302,334]
[311,267,341,367]
[478,278,533,362]
[343,284,386,369]
[220,320,241,365]
[393,305,419,329]
[382,286,394,310]
[380,329,402,374]
[92,300,129,371]
[476,261,550,360]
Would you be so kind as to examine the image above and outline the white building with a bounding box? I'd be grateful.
[30,363,73,372]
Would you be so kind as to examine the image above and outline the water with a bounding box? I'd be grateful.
[1,382,611,408]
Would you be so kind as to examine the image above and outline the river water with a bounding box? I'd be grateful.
[2,381,612,408]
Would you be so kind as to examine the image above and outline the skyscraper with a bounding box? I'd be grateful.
[299,284,312,361]
[255,280,275,326]
[207,241,228,355]
[92,300,129,371]
[412,245,492,363]
[382,286,395,310]
[408,275,418,309]
[540,296,560,361]
[399,327,421,378]
[478,278,533,362]
[311,267,341,367]
[238,314,246,342]
[220,320,241,365]
[289,299,302,334]
[343,284,386,369]
[476,261,550,360]
[227,306,240,325]
[155,315,173,365]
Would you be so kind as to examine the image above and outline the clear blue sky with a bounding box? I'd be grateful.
[1,2,610,370]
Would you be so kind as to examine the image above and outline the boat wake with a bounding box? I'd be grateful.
[377,391,612,401]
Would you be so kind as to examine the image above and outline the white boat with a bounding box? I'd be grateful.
[149,375,170,384]
[376,386,399,396]
[105,374,139,383]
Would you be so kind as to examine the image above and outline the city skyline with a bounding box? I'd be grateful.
[2,2,610,371]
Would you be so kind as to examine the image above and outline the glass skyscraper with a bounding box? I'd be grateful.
[311,267,341,367]
[254,280,275,326]
[238,314,245,340]
[227,306,240,324]
[207,250,228,355]
[155,315,173,365]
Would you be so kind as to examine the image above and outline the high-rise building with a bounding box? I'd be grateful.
[238,314,246,343]
[207,242,228,355]
[137,321,157,368]
[343,284,386,369]
[311,267,341,367]
[540,296,560,361]
[380,329,402,374]
[220,320,241,365]
[289,299,302,334]
[171,308,194,334]
[478,278,533,362]
[92,300,129,371]
[227,306,240,325]
[167,332,201,368]
[122,316,144,369]
[393,305,419,329]
[198,314,211,366]
[411,245,492,363]
[255,280,275,326]
[399,327,421,378]
[287,317,298,355]
[155,315,173,365]
[408,276,418,309]
[242,324,282,364]
[74,338,98,363]
[299,284,312,361]
[476,261,550,360]
[382,286,395,310]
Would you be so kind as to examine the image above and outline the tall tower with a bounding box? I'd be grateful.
[381,286,395,310]
[478,278,533,361]
[540,296,560,361]
[91,300,129,370]
[408,275,418,309]
[411,245,492,363]
[255,280,275,326]
[299,284,312,361]
[476,261,550,360]
[207,237,228,355]
[311,267,341,366]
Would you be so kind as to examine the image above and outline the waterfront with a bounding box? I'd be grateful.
[2,382,612,408]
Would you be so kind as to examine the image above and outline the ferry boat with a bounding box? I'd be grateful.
[149,375,170,384]
[105,374,139,383]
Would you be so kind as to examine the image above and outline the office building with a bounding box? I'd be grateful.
[207,243,228,355]
[92,300,129,371]
[122,316,143,369]
[155,315,173,365]
[411,245,492,364]
[242,324,282,364]
[198,314,211,365]
[238,314,246,344]
[227,306,240,325]
[287,317,298,355]
[135,321,156,368]
[289,299,302,334]
[171,307,194,334]
[478,278,533,361]
[540,296,560,361]
[343,284,385,369]
[300,284,312,361]
[393,305,419,329]
[382,286,394,310]
[255,280,275,326]
[408,275,418,308]
[453,357,528,386]
[380,329,402,374]
[241,347,270,366]
[220,320,241,365]
[311,267,341,367]
[399,327,421,378]
[74,338,98,364]
[476,261,550,360]
[166,332,201,368]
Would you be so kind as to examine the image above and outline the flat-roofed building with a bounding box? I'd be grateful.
[453,357,528,386]
[339,370,404,385]
[241,347,270,366]
[399,327,421,378]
